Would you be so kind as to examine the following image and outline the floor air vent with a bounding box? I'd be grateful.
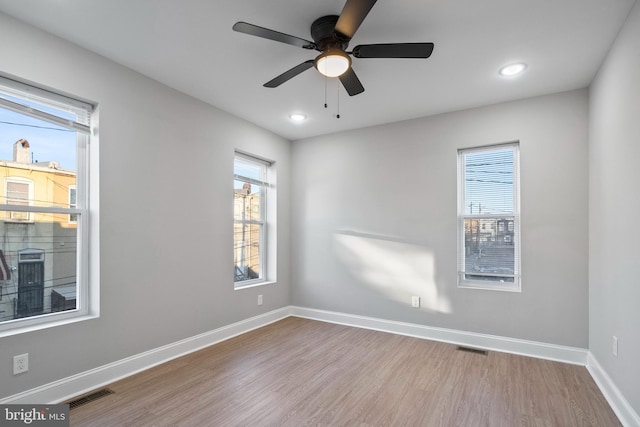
[68,388,115,410]
[456,346,488,356]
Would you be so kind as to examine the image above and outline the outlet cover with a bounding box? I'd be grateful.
[411,296,420,308]
[258,295,263,306]
[13,353,29,375]
[613,336,618,356]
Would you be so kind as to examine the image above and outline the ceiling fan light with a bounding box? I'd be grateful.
[315,51,351,77]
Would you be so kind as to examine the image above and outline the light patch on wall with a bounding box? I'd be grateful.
[334,230,451,314]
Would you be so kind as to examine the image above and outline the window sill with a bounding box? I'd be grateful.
[458,282,521,292]
[0,311,99,338]
[234,280,277,290]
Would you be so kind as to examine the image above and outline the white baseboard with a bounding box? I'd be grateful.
[587,353,640,427]
[0,307,291,405]
[290,306,588,365]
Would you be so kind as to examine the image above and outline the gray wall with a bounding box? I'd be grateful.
[292,89,589,348]
[589,0,640,414]
[0,12,291,399]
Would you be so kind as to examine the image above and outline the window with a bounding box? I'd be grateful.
[457,143,521,291]
[69,185,77,223]
[4,177,33,222]
[0,75,98,336]
[234,152,272,288]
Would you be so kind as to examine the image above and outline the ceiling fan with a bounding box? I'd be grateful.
[232,0,434,96]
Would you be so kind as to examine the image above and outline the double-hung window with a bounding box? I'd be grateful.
[233,152,272,288]
[457,143,521,291]
[0,75,97,335]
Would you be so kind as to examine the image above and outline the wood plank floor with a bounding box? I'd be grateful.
[68,317,620,426]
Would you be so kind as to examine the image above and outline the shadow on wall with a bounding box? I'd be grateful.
[333,230,451,314]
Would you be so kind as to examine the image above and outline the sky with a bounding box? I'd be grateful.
[0,94,77,171]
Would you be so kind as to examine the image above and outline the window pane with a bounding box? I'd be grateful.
[0,213,77,322]
[234,156,265,182]
[234,179,263,222]
[464,217,515,280]
[7,182,28,199]
[0,96,78,209]
[464,147,514,215]
[233,223,262,282]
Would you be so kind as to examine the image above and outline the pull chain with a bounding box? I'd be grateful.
[324,75,328,109]
[336,79,340,119]
[322,77,342,119]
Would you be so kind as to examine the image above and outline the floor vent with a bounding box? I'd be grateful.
[457,346,488,356]
[68,388,115,410]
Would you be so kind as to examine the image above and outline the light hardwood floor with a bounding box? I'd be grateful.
[68,317,620,426]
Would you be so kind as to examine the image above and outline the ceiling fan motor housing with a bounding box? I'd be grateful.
[311,15,349,51]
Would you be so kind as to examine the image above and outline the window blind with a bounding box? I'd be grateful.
[0,75,92,134]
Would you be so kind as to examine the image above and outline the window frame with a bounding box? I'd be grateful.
[0,74,99,337]
[233,151,274,289]
[457,142,521,292]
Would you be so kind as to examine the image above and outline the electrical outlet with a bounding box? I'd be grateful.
[613,336,618,356]
[13,353,29,375]
[411,296,420,308]
[257,294,263,306]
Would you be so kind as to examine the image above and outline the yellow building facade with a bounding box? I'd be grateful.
[0,139,77,321]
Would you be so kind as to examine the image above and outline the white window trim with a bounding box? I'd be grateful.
[457,142,521,292]
[0,75,99,337]
[234,151,276,290]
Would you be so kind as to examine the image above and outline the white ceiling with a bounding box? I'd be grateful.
[0,0,635,141]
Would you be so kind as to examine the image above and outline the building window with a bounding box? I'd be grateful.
[0,75,98,336]
[69,185,77,223]
[4,177,33,222]
[234,152,272,288]
[457,142,521,291]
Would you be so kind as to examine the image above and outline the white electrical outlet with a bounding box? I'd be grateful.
[13,353,29,375]
[411,296,420,308]
[258,294,263,306]
[613,336,618,356]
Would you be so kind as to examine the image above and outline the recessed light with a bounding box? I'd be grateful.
[289,113,307,122]
[499,63,527,77]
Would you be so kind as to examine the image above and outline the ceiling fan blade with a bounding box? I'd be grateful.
[264,60,315,88]
[352,43,435,59]
[339,68,365,96]
[334,0,378,41]
[233,22,316,50]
